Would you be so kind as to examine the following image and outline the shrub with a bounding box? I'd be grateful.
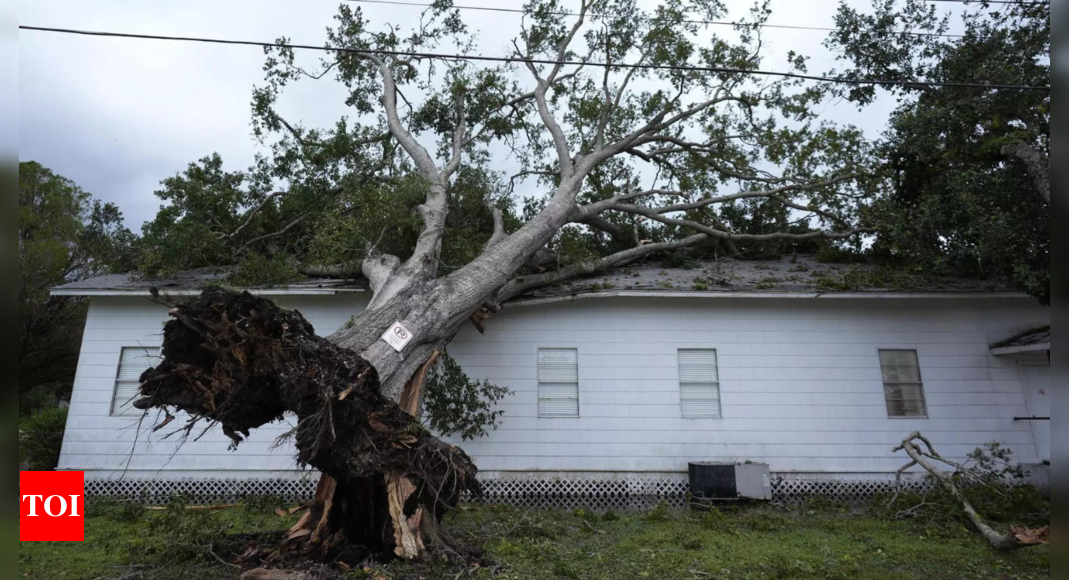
[643,500,672,522]
[20,407,69,471]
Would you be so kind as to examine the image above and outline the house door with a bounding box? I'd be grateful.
[1021,365,1050,463]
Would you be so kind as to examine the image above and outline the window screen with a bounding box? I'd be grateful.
[880,350,927,418]
[679,349,721,419]
[538,349,579,418]
[112,347,162,417]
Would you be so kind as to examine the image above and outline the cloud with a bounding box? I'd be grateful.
[19,0,916,231]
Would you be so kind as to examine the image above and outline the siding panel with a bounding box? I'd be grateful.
[61,295,1048,478]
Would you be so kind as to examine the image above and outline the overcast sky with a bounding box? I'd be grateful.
[18,0,973,231]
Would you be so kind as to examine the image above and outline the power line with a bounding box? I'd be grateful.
[346,0,967,39]
[926,0,1048,4]
[18,25,1050,91]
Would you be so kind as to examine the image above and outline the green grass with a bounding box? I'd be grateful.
[19,502,1049,580]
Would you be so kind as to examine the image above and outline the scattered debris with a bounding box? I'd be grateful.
[893,432,1049,551]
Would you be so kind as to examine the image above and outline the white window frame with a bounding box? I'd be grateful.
[537,348,580,419]
[112,347,162,417]
[879,349,929,419]
[678,349,722,419]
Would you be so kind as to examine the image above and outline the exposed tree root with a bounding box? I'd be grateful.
[135,288,480,560]
[893,432,1049,552]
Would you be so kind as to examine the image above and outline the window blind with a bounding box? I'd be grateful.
[679,349,721,419]
[538,349,579,418]
[112,347,162,417]
[879,350,928,418]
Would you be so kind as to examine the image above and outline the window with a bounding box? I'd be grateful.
[112,347,162,416]
[880,350,928,418]
[679,349,722,419]
[538,349,579,418]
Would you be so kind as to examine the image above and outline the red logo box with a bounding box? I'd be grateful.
[20,471,85,542]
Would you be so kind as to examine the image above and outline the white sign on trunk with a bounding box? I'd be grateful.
[381,322,414,352]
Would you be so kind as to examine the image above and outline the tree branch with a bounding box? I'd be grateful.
[378,63,440,182]
[609,203,873,243]
[482,203,508,253]
[238,214,310,253]
[225,192,290,240]
[495,234,710,302]
[893,432,1048,552]
[441,88,468,181]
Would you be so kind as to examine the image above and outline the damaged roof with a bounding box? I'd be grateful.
[51,268,369,297]
[509,254,1022,305]
[52,255,1022,301]
[990,326,1050,355]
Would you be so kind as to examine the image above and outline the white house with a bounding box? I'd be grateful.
[51,256,1050,502]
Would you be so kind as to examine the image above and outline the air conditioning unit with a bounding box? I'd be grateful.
[688,462,772,502]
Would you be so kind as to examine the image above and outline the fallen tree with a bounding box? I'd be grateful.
[891,432,1049,552]
[135,289,479,560]
[129,0,887,560]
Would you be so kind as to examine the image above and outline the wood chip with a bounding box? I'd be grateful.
[1011,526,1050,545]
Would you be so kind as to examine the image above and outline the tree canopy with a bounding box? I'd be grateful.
[827,0,1050,303]
[18,161,136,412]
[139,0,881,293]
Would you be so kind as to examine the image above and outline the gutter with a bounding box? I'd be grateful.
[991,343,1051,356]
[52,287,1029,303]
[505,290,1031,308]
[50,288,368,298]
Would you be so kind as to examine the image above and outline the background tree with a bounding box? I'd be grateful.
[826,0,1050,303]
[136,0,885,560]
[19,161,136,413]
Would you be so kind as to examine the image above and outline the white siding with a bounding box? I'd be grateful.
[60,295,1049,479]
[58,295,369,477]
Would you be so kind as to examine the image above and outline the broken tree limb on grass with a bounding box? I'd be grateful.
[134,288,480,559]
[893,432,1049,551]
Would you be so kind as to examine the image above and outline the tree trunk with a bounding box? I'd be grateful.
[1002,141,1050,204]
[135,179,585,560]
[134,289,479,560]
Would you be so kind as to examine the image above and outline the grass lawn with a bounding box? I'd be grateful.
[19,501,1049,580]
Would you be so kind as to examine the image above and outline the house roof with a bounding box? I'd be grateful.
[50,269,369,297]
[507,255,1023,306]
[990,326,1050,356]
[51,255,1024,301]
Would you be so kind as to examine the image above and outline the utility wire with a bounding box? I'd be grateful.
[346,0,967,38]
[18,25,1050,91]
[926,0,1048,4]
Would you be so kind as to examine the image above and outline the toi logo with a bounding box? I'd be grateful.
[20,471,85,542]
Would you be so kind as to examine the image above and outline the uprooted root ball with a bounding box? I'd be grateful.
[135,288,480,549]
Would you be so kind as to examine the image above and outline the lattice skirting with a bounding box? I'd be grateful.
[84,478,320,505]
[84,475,932,509]
[771,478,932,507]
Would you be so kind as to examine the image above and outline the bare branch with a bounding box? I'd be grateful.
[576,215,630,245]
[496,234,713,303]
[482,203,508,253]
[277,115,309,148]
[239,214,310,253]
[894,432,1049,552]
[379,63,440,181]
[225,191,290,240]
[516,1,590,178]
[610,202,873,243]
[442,88,468,180]
[546,0,591,85]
